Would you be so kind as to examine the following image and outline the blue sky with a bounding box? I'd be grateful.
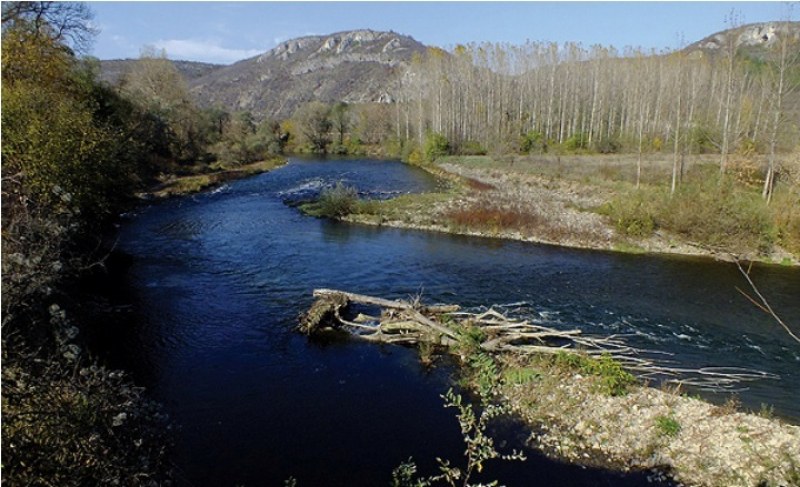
[89,2,789,64]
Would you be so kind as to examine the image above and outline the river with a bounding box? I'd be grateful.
[90,157,799,486]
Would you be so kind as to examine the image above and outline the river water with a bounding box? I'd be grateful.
[94,157,799,486]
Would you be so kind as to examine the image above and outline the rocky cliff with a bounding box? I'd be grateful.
[684,21,800,59]
[188,29,425,120]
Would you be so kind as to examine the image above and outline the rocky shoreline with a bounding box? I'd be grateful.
[499,365,800,487]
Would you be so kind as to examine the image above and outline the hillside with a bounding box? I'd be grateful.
[188,29,426,120]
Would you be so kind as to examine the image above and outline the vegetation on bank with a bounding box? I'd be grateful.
[146,157,286,199]
[0,3,281,484]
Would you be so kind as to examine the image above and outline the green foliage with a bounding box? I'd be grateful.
[687,124,720,154]
[655,414,681,437]
[592,136,621,154]
[302,182,359,218]
[468,353,499,398]
[3,83,130,217]
[424,132,450,162]
[391,460,427,487]
[1,11,214,485]
[769,186,800,255]
[293,101,332,153]
[562,133,589,152]
[455,323,487,357]
[520,130,546,154]
[554,351,636,396]
[663,179,775,253]
[394,389,526,487]
[211,113,285,165]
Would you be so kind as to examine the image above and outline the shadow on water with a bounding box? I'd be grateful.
[83,157,797,486]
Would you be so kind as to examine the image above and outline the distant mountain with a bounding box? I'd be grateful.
[98,59,225,85]
[99,24,799,122]
[185,29,426,120]
[684,21,800,60]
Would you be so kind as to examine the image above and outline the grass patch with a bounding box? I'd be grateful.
[155,174,215,197]
[655,414,681,437]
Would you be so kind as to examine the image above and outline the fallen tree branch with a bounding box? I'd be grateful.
[299,288,778,392]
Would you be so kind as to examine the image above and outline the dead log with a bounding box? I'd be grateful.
[299,289,778,392]
[299,291,349,334]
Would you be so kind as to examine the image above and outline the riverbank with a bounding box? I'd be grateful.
[339,155,799,266]
[140,157,287,199]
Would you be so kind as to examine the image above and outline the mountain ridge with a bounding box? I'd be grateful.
[99,23,799,120]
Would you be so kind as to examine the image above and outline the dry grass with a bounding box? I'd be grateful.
[445,198,545,232]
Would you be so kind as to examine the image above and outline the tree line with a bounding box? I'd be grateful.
[386,19,799,197]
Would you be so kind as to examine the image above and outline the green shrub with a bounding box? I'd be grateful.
[302,182,359,218]
[520,130,546,154]
[455,323,487,357]
[424,131,450,162]
[660,179,775,253]
[468,353,499,398]
[687,124,719,154]
[599,177,777,254]
[563,133,589,152]
[598,191,658,238]
[768,187,800,255]
[503,366,542,386]
[593,136,621,154]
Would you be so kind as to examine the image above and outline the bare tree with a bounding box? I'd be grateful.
[763,11,800,203]
[718,10,742,174]
[1,1,97,53]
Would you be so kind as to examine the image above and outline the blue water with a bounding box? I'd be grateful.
[97,157,799,486]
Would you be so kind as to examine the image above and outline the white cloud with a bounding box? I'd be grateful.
[153,39,264,64]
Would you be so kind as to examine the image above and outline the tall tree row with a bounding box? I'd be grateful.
[389,31,799,183]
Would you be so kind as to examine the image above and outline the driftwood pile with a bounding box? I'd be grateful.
[300,289,778,392]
